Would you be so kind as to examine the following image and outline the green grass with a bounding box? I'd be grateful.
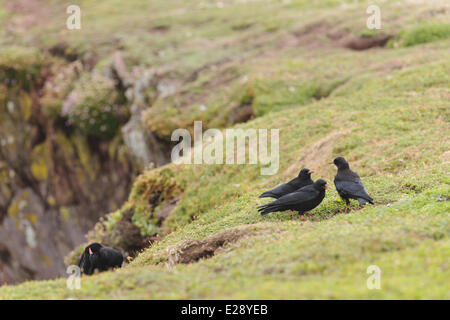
[2,186,449,299]
[0,0,449,299]
[400,23,450,47]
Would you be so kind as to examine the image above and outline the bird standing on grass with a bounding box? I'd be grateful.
[258,179,328,217]
[259,168,314,199]
[79,243,123,275]
[332,157,374,213]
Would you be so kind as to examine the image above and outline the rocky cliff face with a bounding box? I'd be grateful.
[0,47,169,284]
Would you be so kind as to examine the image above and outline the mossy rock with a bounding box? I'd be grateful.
[41,61,83,119]
[63,73,126,139]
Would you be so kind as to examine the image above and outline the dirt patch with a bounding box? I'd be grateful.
[3,0,57,35]
[273,22,392,53]
[105,208,160,255]
[278,21,332,50]
[285,130,352,178]
[165,224,271,266]
[150,25,171,33]
[228,103,255,124]
[156,198,179,220]
[48,42,79,62]
[327,28,348,41]
[344,34,393,51]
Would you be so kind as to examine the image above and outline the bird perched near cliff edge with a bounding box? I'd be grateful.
[78,243,123,275]
[258,179,328,217]
[259,168,314,199]
[332,157,374,213]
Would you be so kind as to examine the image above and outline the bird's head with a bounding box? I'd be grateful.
[332,157,349,170]
[87,243,102,256]
[298,168,314,178]
[314,179,329,191]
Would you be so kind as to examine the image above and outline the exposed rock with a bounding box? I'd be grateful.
[122,114,169,167]
[116,57,170,167]
[0,53,135,284]
[0,189,86,283]
[112,51,132,89]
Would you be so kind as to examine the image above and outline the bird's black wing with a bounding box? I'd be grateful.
[272,188,318,206]
[99,247,124,269]
[258,187,318,214]
[259,183,294,198]
[88,254,100,274]
[292,178,314,191]
[334,178,373,204]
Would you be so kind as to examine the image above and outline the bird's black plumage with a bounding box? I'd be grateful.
[258,179,328,216]
[332,157,373,213]
[79,243,123,275]
[259,168,314,199]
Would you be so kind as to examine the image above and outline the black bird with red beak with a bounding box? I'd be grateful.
[258,179,328,216]
[79,243,123,275]
[332,157,374,213]
[259,168,314,199]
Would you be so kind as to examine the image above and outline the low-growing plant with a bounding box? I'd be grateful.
[62,73,127,139]
[399,23,450,47]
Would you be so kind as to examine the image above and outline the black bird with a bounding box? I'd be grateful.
[332,157,374,213]
[259,168,314,199]
[258,179,328,216]
[78,243,123,275]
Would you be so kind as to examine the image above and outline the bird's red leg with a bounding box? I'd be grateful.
[345,204,349,214]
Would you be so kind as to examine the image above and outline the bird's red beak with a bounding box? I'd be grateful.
[324,185,329,190]
[308,170,314,174]
[89,248,93,255]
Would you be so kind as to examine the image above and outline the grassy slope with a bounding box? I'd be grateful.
[0,0,449,299]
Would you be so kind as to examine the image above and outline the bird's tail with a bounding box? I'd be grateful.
[257,203,271,215]
[257,203,283,215]
[258,191,274,198]
[357,197,374,205]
